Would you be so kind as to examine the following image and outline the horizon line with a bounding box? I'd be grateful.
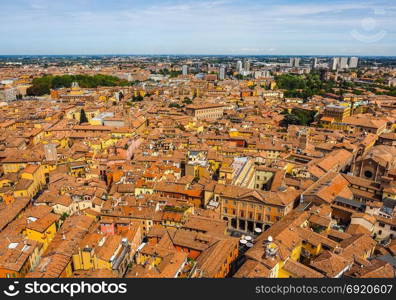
[1,54,396,58]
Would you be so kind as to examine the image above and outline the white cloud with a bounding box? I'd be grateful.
[0,0,395,55]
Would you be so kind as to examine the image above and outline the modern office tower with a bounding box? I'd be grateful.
[263,70,271,77]
[243,59,250,72]
[253,71,262,79]
[331,57,339,70]
[349,57,359,68]
[236,60,243,73]
[290,57,300,67]
[331,57,355,70]
[311,57,318,69]
[182,65,188,75]
[339,57,349,69]
[219,65,225,80]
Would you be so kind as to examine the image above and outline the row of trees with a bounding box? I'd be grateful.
[275,73,336,99]
[277,73,396,99]
[157,68,182,78]
[281,108,316,127]
[27,74,130,96]
[168,97,193,108]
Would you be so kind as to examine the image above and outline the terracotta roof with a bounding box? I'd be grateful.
[283,259,324,278]
[310,250,352,277]
[195,238,238,277]
[303,172,353,204]
[339,234,376,261]
[233,259,270,278]
[345,259,395,278]
[26,213,60,233]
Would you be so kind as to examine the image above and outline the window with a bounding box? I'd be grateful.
[379,222,385,228]
[257,213,262,221]
[223,208,228,214]
[240,211,244,218]
[266,215,270,221]
[364,170,373,179]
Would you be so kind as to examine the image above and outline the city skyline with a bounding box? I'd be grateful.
[0,0,395,56]
[1,2,396,281]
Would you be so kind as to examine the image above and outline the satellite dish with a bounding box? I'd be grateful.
[246,242,253,248]
[268,236,273,242]
[240,239,247,245]
[245,236,252,241]
[254,228,262,233]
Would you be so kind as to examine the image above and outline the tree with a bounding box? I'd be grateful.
[275,73,337,100]
[280,109,289,115]
[27,81,50,96]
[169,103,181,108]
[169,70,182,78]
[79,109,88,124]
[352,89,363,95]
[281,114,301,127]
[27,74,129,96]
[60,213,69,221]
[280,109,316,127]
[132,95,143,102]
[275,74,307,90]
[159,68,170,75]
[183,97,192,104]
[292,109,315,126]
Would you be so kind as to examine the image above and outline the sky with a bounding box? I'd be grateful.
[0,0,395,55]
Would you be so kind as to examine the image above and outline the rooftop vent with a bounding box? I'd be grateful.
[8,242,19,249]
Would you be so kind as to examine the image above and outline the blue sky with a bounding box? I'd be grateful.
[0,0,395,55]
